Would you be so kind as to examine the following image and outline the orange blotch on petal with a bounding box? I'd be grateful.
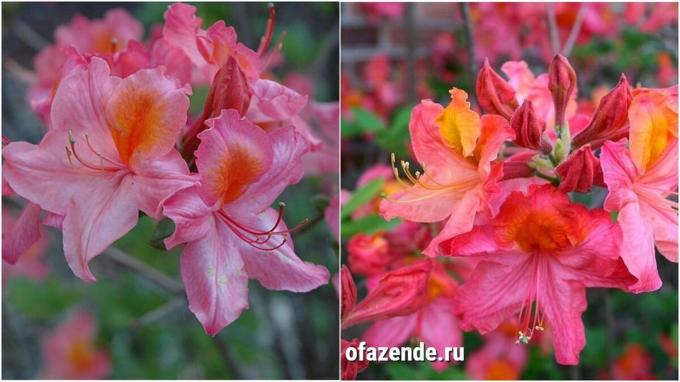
[209,145,267,204]
[496,187,588,253]
[629,89,678,173]
[106,71,187,166]
[435,88,481,158]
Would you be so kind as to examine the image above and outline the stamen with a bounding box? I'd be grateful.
[216,205,309,251]
[66,131,119,172]
[257,3,276,56]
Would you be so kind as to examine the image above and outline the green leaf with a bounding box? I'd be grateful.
[149,218,176,250]
[340,178,384,219]
[375,106,412,157]
[341,214,400,239]
[341,108,386,138]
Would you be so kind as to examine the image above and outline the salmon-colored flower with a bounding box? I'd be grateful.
[362,261,461,371]
[465,322,528,380]
[600,87,678,292]
[380,88,514,256]
[162,110,328,335]
[440,185,636,364]
[347,233,391,277]
[3,58,196,282]
[341,260,431,329]
[609,344,655,380]
[39,310,111,379]
[162,3,262,84]
[501,60,578,131]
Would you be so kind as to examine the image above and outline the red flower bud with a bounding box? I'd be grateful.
[340,265,357,320]
[572,74,632,149]
[501,150,536,180]
[510,100,547,149]
[341,260,432,329]
[548,54,577,128]
[341,339,369,380]
[555,145,604,193]
[347,233,390,276]
[476,58,518,119]
[181,57,252,159]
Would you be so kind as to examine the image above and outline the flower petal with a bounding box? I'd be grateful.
[106,66,190,166]
[62,174,139,282]
[181,220,249,336]
[2,202,42,265]
[196,109,273,207]
[162,186,213,250]
[238,209,329,291]
[362,313,417,348]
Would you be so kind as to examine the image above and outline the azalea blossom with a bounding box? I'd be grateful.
[440,185,636,364]
[3,58,196,281]
[465,322,528,380]
[162,109,328,335]
[362,260,461,371]
[38,310,111,379]
[600,86,678,292]
[380,88,514,256]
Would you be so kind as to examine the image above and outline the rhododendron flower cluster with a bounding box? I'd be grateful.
[341,53,677,378]
[3,4,329,336]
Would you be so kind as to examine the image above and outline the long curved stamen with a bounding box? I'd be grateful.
[65,131,118,172]
[516,258,545,345]
[257,4,276,56]
[217,204,308,251]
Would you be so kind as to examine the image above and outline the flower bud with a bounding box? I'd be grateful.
[510,100,547,149]
[181,57,252,159]
[341,339,369,380]
[347,233,391,277]
[340,265,357,320]
[548,54,577,129]
[555,145,603,193]
[341,260,431,329]
[572,74,632,149]
[476,58,518,119]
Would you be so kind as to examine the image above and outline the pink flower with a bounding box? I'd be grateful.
[2,205,49,284]
[55,8,142,54]
[600,87,678,292]
[162,3,262,84]
[302,102,340,176]
[440,185,636,365]
[342,260,431,329]
[162,110,328,335]
[3,58,196,282]
[347,233,391,277]
[380,88,514,256]
[465,322,528,380]
[501,60,578,131]
[362,261,461,371]
[38,310,111,379]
